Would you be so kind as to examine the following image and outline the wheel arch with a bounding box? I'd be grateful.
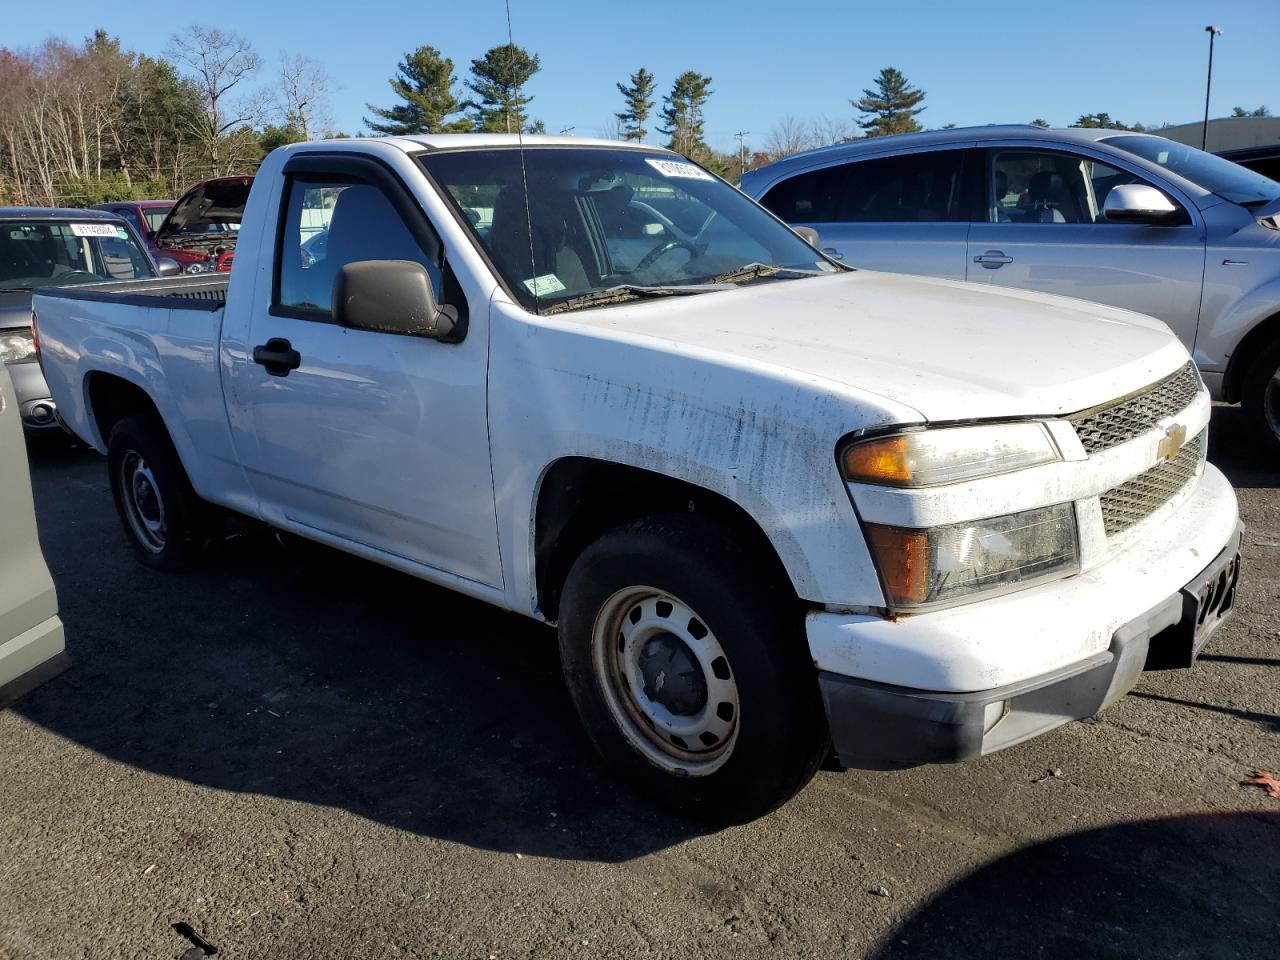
[1223,308,1280,403]
[532,456,798,622]
[84,371,166,448]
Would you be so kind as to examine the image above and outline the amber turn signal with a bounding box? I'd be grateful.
[865,524,930,606]
[842,435,913,486]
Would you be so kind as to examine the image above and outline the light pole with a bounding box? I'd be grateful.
[1202,25,1222,150]
[734,131,749,178]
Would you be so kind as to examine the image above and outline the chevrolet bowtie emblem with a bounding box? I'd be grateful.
[1157,423,1187,461]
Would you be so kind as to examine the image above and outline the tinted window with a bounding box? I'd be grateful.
[988,150,1183,225]
[760,150,967,223]
[0,220,154,289]
[276,179,441,316]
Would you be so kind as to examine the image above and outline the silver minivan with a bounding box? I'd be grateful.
[742,126,1280,451]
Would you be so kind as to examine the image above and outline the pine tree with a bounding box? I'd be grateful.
[615,67,657,142]
[465,43,540,133]
[659,71,712,157]
[364,46,470,135]
[1029,118,1050,128]
[852,67,925,138]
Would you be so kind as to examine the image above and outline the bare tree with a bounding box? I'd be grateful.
[809,114,855,146]
[278,53,331,141]
[765,115,815,158]
[167,25,262,169]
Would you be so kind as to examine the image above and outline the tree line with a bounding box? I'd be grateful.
[3,27,1263,207]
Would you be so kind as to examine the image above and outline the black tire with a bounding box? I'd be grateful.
[106,415,211,571]
[558,513,829,825]
[1243,339,1280,458]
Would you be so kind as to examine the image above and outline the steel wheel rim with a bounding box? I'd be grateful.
[1265,367,1280,440]
[120,450,166,553]
[591,586,739,777]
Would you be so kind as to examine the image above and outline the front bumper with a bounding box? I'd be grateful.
[820,525,1241,768]
[5,360,56,428]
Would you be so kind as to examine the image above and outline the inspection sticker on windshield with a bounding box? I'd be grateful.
[69,223,119,237]
[645,158,715,181]
[523,273,567,297]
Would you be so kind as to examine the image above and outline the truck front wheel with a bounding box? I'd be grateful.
[558,514,829,824]
[107,416,211,571]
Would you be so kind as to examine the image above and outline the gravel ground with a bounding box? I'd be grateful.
[1,405,1277,960]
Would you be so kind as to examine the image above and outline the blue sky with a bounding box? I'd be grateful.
[6,0,1278,153]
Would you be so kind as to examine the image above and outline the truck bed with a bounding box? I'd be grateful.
[34,274,228,311]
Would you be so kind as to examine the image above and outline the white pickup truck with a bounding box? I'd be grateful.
[33,136,1242,823]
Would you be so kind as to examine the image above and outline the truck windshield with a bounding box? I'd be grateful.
[420,147,837,312]
[0,220,156,291]
[1104,135,1280,207]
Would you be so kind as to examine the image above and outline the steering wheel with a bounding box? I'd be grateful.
[633,238,700,273]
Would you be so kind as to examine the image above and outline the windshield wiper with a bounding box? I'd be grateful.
[541,283,720,316]
[705,262,825,285]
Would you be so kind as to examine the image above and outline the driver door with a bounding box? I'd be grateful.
[225,156,501,587]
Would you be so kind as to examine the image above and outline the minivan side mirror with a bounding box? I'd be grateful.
[1102,184,1182,225]
[155,257,182,277]
[792,225,821,247]
[333,260,460,341]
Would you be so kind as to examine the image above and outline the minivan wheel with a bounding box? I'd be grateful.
[1244,340,1280,457]
[558,514,829,824]
[107,416,211,571]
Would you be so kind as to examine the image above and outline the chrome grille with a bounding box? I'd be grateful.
[1100,430,1205,537]
[1069,362,1201,455]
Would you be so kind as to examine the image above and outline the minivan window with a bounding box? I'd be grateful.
[1104,135,1280,207]
[760,149,967,224]
[988,150,1177,224]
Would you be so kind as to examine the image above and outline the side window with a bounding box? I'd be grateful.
[987,150,1181,225]
[276,178,442,316]
[759,166,841,222]
[762,151,967,224]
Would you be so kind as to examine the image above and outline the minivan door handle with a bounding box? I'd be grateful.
[252,338,301,377]
[973,250,1013,268]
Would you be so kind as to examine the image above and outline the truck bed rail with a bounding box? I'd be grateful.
[33,274,228,312]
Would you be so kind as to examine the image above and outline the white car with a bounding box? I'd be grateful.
[0,364,67,706]
[33,135,1240,823]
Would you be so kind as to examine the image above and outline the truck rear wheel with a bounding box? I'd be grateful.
[107,416,211,571]
[1243,339,1280,456]
[558,514,829,824]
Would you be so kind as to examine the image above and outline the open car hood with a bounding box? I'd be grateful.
[155,176,252,241]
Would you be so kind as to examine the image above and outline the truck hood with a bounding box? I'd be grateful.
[155,176,252,241]
[573,271,1190,423]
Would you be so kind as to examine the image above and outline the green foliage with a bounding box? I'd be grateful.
[659,71,713,157]
[852,67,925,137]
[1231,105,1271,118]
[1071,112,1143,131]
[54,172,171,206]
[1030,117,1050,128]
[616,67,657,142]
[465,43,540,134]
[258,123,304,153]
[365,45,471,135]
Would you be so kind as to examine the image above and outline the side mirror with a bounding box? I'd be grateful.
[155,257,182,277]
[332,260,460,341]
[792,225,821,247]
[1102,184,1181,225]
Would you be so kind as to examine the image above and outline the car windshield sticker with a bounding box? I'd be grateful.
[69,223,119,238]
[645,158,715,182]
[523,274,567,297]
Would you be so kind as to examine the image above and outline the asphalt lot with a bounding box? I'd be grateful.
[1,405,1278,960]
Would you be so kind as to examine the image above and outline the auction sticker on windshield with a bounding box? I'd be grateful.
[645,158,715,181]
[69,223,119,237]
[523,274,567,297]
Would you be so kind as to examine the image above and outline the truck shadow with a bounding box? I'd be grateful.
[870,812,1280,959]
[17,445,706,862]
[1207,403,1279,489]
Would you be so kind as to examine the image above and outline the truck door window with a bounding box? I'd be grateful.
[276,179,443,318]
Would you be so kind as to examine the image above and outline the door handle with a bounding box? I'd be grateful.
[973,250,1013,268]
[821,247,845,261]
[252,338,301,377]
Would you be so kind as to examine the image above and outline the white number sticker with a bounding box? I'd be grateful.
[645,158,715,181]
[523,274,567,296]
[69,223,119,237]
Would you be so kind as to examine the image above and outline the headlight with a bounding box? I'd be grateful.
[864,503,1079,608]
[0,330,36,363]
[185,260,213,275]
[842,423,1060,487]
